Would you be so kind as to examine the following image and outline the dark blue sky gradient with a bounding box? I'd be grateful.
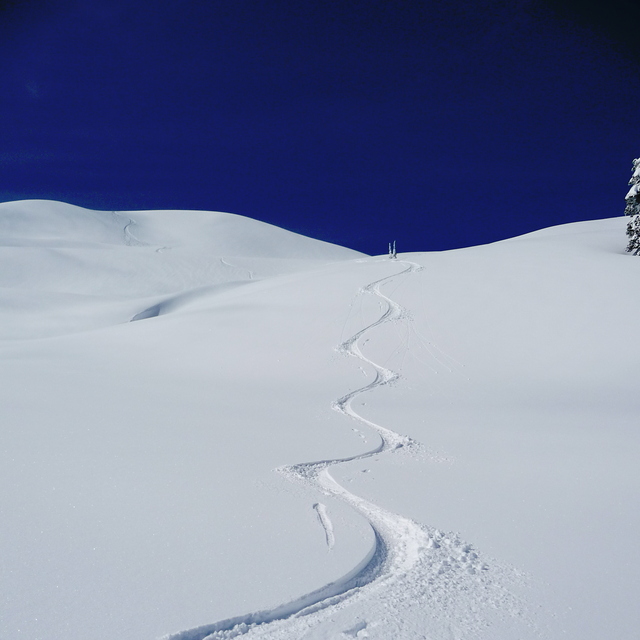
[1,0,639,254]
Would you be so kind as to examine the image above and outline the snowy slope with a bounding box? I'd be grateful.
[0,200,359,338]
[1,202,639,640]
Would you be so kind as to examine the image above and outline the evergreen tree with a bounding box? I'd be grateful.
[625,158,640,255]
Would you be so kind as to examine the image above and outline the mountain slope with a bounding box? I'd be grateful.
[0,202,638,640]
[0,200,362,338]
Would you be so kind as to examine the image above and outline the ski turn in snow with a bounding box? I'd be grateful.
[163,261,534,640]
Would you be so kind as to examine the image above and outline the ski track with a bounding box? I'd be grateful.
[162,260,533,640]
[313,503,335,550]
[118,213,147,247]
[220,257,254,281]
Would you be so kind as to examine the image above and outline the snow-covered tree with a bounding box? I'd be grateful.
[625,158,640,255]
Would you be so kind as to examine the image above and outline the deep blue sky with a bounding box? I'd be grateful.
[1,0,639,254]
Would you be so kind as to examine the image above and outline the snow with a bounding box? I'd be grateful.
[626,158,640,199]
[1,200,639,639]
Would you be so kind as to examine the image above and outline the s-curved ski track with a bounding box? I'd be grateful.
[163,260,530,640]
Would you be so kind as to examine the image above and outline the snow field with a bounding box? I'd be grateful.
[1,201,639,639]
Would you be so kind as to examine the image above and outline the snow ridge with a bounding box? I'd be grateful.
[162,261,531,640]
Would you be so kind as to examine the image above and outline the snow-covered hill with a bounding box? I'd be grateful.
[1,201,638,639]
[0,200,360,339]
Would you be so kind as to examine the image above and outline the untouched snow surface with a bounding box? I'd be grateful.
[1,200,639,639]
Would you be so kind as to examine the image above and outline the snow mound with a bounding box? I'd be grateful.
[0,200,363,338]
[0,200,360,260]
[0,200,131,246]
